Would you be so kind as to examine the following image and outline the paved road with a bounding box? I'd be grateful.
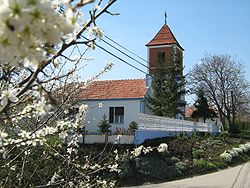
[125,162,250,188]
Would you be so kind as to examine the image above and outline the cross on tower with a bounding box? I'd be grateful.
[164,11,167,25]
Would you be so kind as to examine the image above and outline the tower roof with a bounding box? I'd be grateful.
[146,24,184,50]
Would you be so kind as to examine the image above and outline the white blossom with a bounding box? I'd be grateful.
[131,145,143,157]
[67,147,73,155]
[90,163,101,170]
[68,181,74,187]
[10,165,16,171]
[228,149,238,157]
[24,149,31,156]
[86,26,104,39]
[108,163,121,173]
[0,131,8,139]
[0,0,74,68]
[244,143,250,152]
[220,142,250,163]
[157,143,168,153]
[233,147,243,154]
[75,104,88,125]
[0,89,18,107]
[114,134,122,144]
[142,146,153,154]
[59,131,68,140]
[34,97,50,116]
[220,152,232,162]
[47,172,60,185]
[98,102,103,108]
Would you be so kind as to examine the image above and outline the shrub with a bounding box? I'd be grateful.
[193,159,217,172]
[239,130,250,139]
[175,161,188,174]
[191,131,202,139]
[192,149,204,159]
[97,114,111,142]
[137,157,180,180]
[176,133,189,141]
[219,131,229,140]
[129,121,138,133]
[118,158,134,179]
[220,143,250,163]
[162,156,179,166]
[234,119,250,131]
[97,114,111,134]
[220,152,232,163]
[212,157,228,168]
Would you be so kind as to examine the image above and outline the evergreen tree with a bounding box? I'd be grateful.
[146,53,186,118]
[191,89,217,123]
[97,114,111,143]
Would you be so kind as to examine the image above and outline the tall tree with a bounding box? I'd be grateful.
[146,53,186,118]
[188,54,250,132]
[191,89,217,123]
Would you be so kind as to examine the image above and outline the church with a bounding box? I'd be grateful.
[76,23,185,133]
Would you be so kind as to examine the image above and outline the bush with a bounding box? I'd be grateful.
[235,119,250,131]
[162,156,179,166]
[192,149,204,159]
[176,133,189,141]
[193,159,217,172]
[191,131,203,139]
[219,131,229,140]
[137,156,180,180]
[118,158,134,179]
[239,130,250,139]
[175,161,188,174]
[129,121,138,133]
[212,156,228,168]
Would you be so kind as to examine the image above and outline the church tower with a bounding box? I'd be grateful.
[146,24,184,75]
[145,23,185,119]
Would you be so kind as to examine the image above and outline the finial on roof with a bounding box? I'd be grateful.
[164,11,167,25]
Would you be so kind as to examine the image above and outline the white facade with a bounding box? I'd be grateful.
[82,99,145,133]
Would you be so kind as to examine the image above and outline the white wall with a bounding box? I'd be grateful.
[82,99,144,133]
[78,134,134,144]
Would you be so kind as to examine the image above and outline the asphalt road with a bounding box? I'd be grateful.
[125,161,250,188]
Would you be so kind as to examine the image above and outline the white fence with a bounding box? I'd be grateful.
[138,114,220,133]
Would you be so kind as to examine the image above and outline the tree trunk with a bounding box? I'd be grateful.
[105,131,108,143]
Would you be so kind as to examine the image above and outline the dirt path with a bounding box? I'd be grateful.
[125,161,250,188]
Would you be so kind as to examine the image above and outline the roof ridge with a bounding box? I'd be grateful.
[93,78,146,82]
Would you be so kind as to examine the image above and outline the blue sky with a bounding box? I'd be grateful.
[80,0,250,84]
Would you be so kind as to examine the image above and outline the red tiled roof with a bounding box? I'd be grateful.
[146,24,184,50]
[75,79,148,100]
[185,105,196,118]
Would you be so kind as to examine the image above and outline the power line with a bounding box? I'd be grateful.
[104,34,148,64]
[81,36,149,75]
[100,37,149,69]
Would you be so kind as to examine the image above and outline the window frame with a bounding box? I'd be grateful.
[109,107,124,124]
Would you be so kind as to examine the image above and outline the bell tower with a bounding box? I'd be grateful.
[146,24,184,75]
[145,23,186,119]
